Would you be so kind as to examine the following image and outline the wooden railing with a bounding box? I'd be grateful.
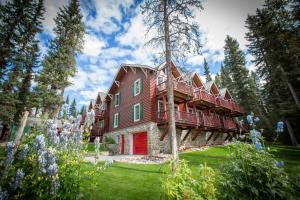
[193,90,217,105]
[157,81,193,96]
[157,111,197,125]
[95,109,105,118]
[216,98,233,110]
[232,103,245,113]
[201,114,222,128]
[222,119,237,130]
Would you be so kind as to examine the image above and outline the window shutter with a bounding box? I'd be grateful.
[132,83,135,96]
[140,79,142,94]
[140,103,143,120]
[132,105,134,121]
[118,113,120,126]
[112,116,114,128]
[119,93,121,105]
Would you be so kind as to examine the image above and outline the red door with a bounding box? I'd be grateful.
[121,135,125,154]
[133,132,148,155]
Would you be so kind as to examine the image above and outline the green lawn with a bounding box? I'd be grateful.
[80,144,300,200]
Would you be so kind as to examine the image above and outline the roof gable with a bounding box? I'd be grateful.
[204,81,220,95]
[220,88,233,100]
[157,60,183,80]
[191,72,204,88]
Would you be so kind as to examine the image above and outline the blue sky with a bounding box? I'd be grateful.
[39,0,263,109]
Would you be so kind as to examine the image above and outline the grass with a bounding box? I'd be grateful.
[0,143,299,199]
[80,144,300,200]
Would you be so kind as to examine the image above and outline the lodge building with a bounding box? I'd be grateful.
[87,61,245,155]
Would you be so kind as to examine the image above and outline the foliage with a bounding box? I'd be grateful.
[0,115,104,199]
[69,98,77,117]
[104,136,116,145]
[162,160,217,200]
[203,58,212,82]
[218,142,294,200]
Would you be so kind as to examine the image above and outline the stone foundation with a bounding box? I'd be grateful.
[104,122,228,155]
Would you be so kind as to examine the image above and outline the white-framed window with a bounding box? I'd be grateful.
[157,76,165,85]
[113,113,119,128]
[99,120,104,129]
[133,78,142,96]
[133,103,142,122]
[114,92,120,107]
[157,100,164,113]
[188,107,194,113]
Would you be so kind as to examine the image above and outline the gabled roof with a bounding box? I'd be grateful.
[220,88,233,100]
[190,72,205,88]
[157,60,182,80]
[105,63,156,101]
[204,81,220,96]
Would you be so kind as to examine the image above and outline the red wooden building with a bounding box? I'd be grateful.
[88,61,245,155]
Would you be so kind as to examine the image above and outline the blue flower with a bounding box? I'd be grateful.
[247,114,254,126]
[5,141,15,167]
[12,169,25,191]
[275,120,284,134]
[18,144,29,160]
[277,160,285,167]
[0,187,9,200]
[254,117,260,123]
[255,141,262,151]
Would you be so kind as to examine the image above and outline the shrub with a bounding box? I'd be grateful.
[162,160,217,200]
[104,136,116,145]
[218,142,294,200]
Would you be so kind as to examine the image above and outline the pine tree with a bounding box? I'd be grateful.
[214,73,221,88]
[79,105,86,115]
[220,63,231,88]
[223,35,259,113]
[203,58,212,82]
[37,0,84,118]
[246,0,300,146]
[0,0,44,124]
[69,98,77,117]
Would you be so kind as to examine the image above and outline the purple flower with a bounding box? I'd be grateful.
[34,135,46,151]
[18,144,29,160]
[12,169,25,191]
[47,163,58,176]
[255,141,262,151]
[5,141,15,167]
[0,187,9,200]
[277,161,285,167]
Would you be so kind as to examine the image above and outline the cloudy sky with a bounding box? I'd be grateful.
[39,0,264,109]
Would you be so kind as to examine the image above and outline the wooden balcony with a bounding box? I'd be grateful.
[90,127,105,141]
[199,114,222,129]
[191,90,217,107]
[216,98,233,111]
[222,119,237,131]
[95,109,105,118]
[157,111,197,127]
[156,81,193,99]
[232,103,245,114]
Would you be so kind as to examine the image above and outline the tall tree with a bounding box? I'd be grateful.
[246,0,300,146]
[220,63,231,88]
[0,0,44,125]
[214,73,221,88]
[141,0,203,166]
[69,98,77,117]
[79,105,86,115]
[36,0,84,118]
[203,58,212,82]
[223,35,259,113]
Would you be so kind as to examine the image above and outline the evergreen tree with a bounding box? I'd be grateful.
[223,35,259,113]
[36,0,84,118]
[79,105,86,115]
[69,98,77,117]
[220,63,231,88]
[214,73,222,88]
[0,0,44,124]
[203,58,212,82]
[246,0,300,145]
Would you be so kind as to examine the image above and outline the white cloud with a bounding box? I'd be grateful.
[83,0,134,34]
[82,34,106,57]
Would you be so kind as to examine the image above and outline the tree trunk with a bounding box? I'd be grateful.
[163,0,178,168]
[12,111,29,155]
[53,87,65,119]
[279,66,300,112]
[285,119,299,147]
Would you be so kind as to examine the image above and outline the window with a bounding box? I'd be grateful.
[113,113,119,128]
[114,93,120,107]
[133,103,142,122]
[174,104,179,112]
[133,79,142,96]
[158,100,164,113]
[188,107,194,113]
[157,76,165,84]
[99,120,104,129]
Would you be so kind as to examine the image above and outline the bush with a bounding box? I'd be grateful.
[162,160,217,200]
[104,136,116,145]
[218,142,294,200]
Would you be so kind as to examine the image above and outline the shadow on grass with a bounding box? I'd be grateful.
[111,164,167,174]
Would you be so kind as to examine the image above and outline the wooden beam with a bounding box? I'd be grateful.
[129,66,136,74]
[181,129,191,142]
[205,132,214,144]
[122,66,127,73]
[192,132,199,141]
[160,125,168,141]
[141,68,148,78]
[114,81,120,87]
[108,94,113,100]
[212,132,219,142]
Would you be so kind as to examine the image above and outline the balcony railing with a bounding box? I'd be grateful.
[157,111,197,125]
[193,90,217,105]
[95,109,105,118]
[157,81,193,96]
[222,119,237,131]
[232,103,245,113]
[217,98,233,110]
[200,114,222,128]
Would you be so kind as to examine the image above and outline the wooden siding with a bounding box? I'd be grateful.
[107,68,154,132]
